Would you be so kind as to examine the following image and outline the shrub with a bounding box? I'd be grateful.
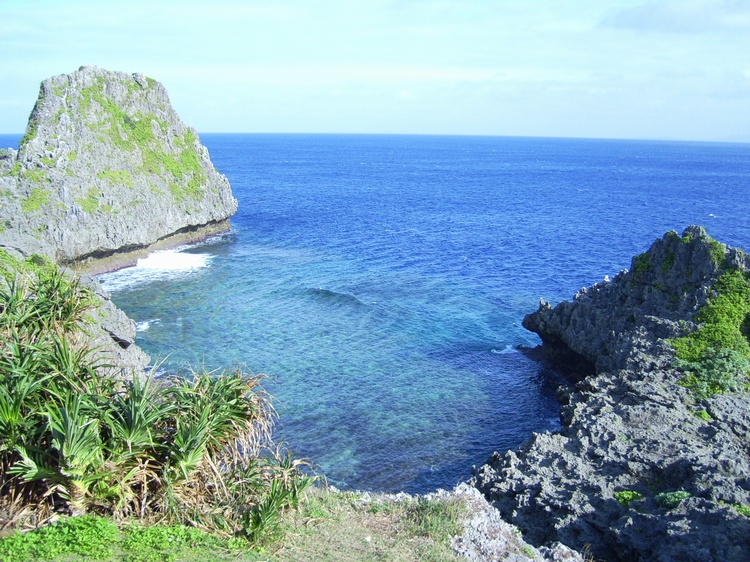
[671,269,750,398]
[693,410,712,421]
[655,490,691,509]
[614,490,644,507]
[676,349,750,400]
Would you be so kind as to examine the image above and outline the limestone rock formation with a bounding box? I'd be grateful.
[0,65,237,268]
[472,226,750,561]
[0,66,239,377]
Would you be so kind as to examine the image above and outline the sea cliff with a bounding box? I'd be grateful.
[0,66,238,376]
[0,65,236,271]
[472,226,750,561]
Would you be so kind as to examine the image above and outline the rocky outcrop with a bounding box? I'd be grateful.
[472,226,750,561]
[0,66,239,377]
[0,65,237,269]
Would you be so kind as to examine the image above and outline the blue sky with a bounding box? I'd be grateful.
[1,0,749,141]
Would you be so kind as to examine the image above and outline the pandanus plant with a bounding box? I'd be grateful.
[1,258,312,537]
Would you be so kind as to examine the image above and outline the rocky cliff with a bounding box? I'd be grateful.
[472,226,750,561]
[0,65,237,269]
[0,66,238,376]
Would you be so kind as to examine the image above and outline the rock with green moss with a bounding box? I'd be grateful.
[473,226,750,561]
[0,65,237,267]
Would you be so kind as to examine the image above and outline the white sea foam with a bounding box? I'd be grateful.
[99,248,212,292]
[136,320,159,332]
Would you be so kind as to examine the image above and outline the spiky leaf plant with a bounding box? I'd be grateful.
[0,262,312,543]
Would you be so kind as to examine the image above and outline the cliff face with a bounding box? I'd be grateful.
[0,66,237,267]
[0,66,240,377]
[472,226,750,562]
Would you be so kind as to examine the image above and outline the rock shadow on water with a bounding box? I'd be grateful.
[518,342,596,385]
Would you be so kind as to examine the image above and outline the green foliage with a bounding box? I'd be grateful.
[0,250,56,284]
[632,252,651,278]
[708,238,727,267]
[22,167,49,184]
[75,187,102,213]
[19,111,39,148]
[655,490,691,509]
[614,490,644,507]
[98,168,134,187]
[693,409,713,421]
[728,503,750,518]
[78,78,206,201]
[0,515,118,561]
[671,269,750,397]
[20,186,50,213]
[661,249,676,273]
[677,349,750,399]
[0,262,310,542]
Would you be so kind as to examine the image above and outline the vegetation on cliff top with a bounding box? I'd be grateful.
[79,76,207,202]
[669,235,750,399]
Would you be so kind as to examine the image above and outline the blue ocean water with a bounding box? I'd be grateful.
[3,133,749,493]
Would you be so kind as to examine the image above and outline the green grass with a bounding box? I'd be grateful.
[97,169,134,187]
[0,489,469,562]
[75,187,101,213]
[0,516,118,561]
[21,167,49,185]
[78,77,206,201]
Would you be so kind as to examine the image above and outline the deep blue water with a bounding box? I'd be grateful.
[3,133,749,493]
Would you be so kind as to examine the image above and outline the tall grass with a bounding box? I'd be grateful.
[0,263,312,542]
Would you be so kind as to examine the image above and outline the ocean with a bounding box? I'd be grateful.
[2,133,749,493]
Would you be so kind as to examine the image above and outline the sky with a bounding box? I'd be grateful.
[1,0,749,141]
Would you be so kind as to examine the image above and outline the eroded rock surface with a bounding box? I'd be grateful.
[0,65,237,267]
[472,226,750,561]
[0,66,239,376]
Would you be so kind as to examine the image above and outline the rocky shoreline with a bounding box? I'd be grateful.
[4,66,749,561]
[472,226,750,561]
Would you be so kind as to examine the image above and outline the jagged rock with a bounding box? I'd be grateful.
[78,272,150,376]
[449,484,585,562]
[472,226,750,561]
[0,66,239,377]
[0,65,237,268]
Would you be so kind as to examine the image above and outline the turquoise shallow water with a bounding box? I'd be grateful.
[4,133,747,493]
